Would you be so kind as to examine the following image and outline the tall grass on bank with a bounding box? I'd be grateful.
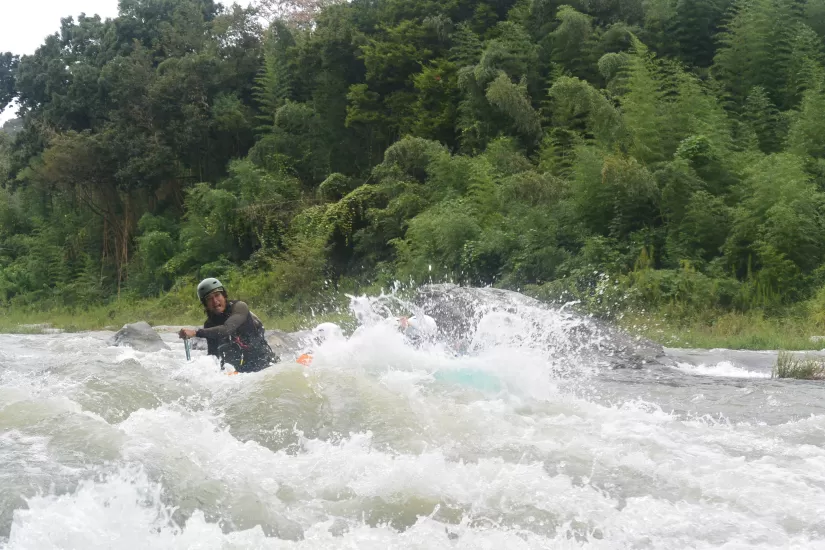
[8,298,824,351]
[6,273,825,352]
[618,310,825,350]
[527,262,825,351]
[0,284,353,334]
[772,352,825,380]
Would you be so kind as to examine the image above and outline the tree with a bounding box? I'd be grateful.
[670,0,732,67]
[254,21,297,121]
[725,153,825,278]
[3,0,825,318]
[254,0,345,26]
[713,0,803,110]
[620,37,730,166]
[786,68,825,160]
[0,53,18,113]
[549,6,599,81]
[743,86,782,153]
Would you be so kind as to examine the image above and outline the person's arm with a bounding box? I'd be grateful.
[196,301,250,339]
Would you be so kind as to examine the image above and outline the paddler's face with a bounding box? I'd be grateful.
[205,290,227,314]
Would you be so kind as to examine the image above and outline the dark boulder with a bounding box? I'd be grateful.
[109,322,170,352]
[411,284,670,369]
[265,330,308,358]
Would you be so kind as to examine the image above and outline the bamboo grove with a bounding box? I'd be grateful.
[2,0,825,321]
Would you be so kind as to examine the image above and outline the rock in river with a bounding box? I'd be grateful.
[109,321,170,352]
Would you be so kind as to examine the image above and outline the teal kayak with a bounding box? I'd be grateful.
[433,368,502,392]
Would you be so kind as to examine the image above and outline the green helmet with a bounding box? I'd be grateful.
[197,278,225,302]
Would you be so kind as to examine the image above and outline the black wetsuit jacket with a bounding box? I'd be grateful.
[196,300,277,372]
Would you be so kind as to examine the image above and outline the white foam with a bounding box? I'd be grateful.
[5,464,566,550]
[3,290,825,548]
[674,361,770,379]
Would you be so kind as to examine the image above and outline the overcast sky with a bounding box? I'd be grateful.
[1,0,120,123]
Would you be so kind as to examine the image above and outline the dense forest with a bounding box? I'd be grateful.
[2,0,825,324]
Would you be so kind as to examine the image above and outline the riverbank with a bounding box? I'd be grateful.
[0,287,351,335]
[619,310,825,351]
[3,290,824,352]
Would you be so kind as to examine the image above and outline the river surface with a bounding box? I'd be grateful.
[2,295,825,549]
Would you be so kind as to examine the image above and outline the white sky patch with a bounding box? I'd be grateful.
[0,0,120,123]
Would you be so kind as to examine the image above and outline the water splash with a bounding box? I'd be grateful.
[2,285,825,548]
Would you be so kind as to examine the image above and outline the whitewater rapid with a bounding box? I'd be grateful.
[2,293,825,549]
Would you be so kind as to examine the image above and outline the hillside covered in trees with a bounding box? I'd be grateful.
[2,0,825,328]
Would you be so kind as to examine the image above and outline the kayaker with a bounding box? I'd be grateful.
[296,322,345,366]
[398,314,438,344]
[312,322,345,343]
[178,278,278,372]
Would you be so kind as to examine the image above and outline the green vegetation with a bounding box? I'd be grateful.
[620,310,825,351]
[772,351,825,380]
[2,0,825,348]
[0,280,353,333]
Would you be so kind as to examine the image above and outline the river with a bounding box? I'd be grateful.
[1,289,824,549]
